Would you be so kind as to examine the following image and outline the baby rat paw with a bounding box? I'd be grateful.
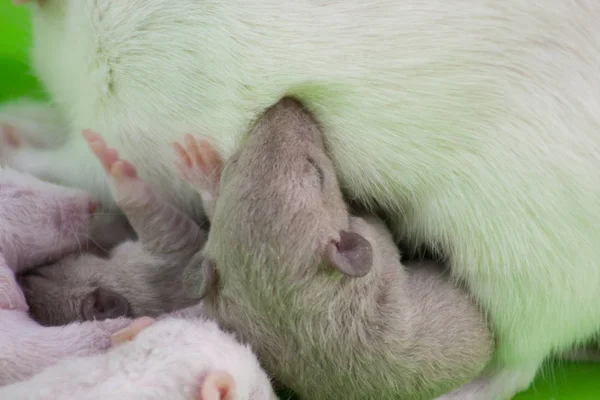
[110,316,155,346]
[83,130,153,206]
[173,134,223,194]
[83,130,137,182]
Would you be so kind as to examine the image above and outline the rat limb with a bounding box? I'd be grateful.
[173,134,223,220]
[83,131,205,260]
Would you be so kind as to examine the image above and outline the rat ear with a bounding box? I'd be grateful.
[198,371,235,400]
[81,287,130,321]
[325,230,373,277]
[183,253,219,300]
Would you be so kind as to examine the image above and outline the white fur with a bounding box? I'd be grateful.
[5,1,600,398]
[0,315,277,400]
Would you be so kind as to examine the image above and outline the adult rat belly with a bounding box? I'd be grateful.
[18,1,600,399]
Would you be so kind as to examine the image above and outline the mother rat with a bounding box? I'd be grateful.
[4,1,600,399]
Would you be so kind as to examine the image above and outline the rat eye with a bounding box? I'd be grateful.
[306,156,324,188]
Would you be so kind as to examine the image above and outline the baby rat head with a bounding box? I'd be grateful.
[203,97,373,290]
[0,168,95,272]
[19,240,199,326]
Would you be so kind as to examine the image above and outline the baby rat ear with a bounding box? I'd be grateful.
[325,230,373,277]
[81,287,130,321]
[183,253,219,300]
[198,371,235,400]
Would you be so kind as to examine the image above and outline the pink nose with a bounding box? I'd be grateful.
[88,200,98,215]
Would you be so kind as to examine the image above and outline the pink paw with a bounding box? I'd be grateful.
[82,130,138,182]
[110,316,155,345]
[173,134,223,193]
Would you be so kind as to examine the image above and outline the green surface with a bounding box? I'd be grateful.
[1,2,600,399]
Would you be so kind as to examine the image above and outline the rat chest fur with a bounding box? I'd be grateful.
[23,1,600,396]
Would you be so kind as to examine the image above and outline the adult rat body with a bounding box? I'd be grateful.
[175,97,493,399]
[5,1,600,398]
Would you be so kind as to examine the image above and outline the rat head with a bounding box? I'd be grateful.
[0,168,95,271]
[203,97,373,287]
[18,241,198,326]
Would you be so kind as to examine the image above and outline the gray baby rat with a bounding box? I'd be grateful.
[19,131,206,326]
[175,97,493,400]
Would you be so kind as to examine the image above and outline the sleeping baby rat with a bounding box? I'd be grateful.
[175,97,493,399]
[0,316,277,400]
[18,131,207,326]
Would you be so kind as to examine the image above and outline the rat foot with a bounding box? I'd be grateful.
[110,316,155,345]
[174,134,222,219]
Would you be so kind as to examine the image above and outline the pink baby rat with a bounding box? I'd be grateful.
[0,315,277,400]
[0,167,134,385]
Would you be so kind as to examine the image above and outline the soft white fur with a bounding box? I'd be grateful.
[0,314,277,400]
[3,1,600,398]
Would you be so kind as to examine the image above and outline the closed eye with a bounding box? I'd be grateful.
[306,156,324,188]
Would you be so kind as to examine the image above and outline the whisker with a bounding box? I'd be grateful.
[79,233,110,254]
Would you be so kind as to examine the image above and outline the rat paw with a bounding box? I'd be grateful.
[173,134,222,193]
[83,130,138,181]
[83,130,154,206]
[110,316,156,346]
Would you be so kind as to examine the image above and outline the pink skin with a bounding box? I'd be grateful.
[111,318,240,400]
[0,127,139,385]
[173,134,223,219]
[0,310,131,386]
[0,317,277,400]
[0,130,96,275]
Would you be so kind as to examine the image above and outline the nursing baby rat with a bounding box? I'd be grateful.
[0,167,133,385]
[175,97,493,400]
[18,131,206,326]
[0,316,277,400]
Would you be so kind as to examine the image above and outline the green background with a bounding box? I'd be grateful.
[1,2,599,398]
